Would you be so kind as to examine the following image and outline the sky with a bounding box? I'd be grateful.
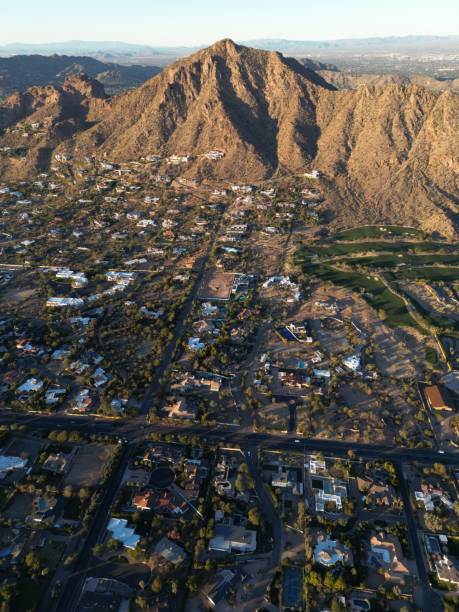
[2,0,458,46]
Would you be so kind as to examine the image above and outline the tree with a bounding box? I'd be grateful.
[151,576,163,594]
[92,543,104,557]
[248,507,261,527]
[186,575,199,593]
[25,551,41,574]
[331,597,344,612]
[106,538,119,552]
[135,596,148,609]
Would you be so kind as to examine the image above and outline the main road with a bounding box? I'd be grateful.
[2,410,456,612]
[2,411,458,465]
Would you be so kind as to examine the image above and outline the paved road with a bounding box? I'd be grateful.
[2,411,457,612]
[243,445,283,610]
[140,215,223,414]
[55,442,135,612]
[1,412,458,465]
[396,461,444,611]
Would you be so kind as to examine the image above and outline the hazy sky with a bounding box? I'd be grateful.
[2,0,458,45]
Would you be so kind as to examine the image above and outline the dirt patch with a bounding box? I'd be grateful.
[64,444,113,487]
[198,269,235,300]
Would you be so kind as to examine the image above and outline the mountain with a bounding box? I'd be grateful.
[1,40,457,235]
[0,40,159,56]
[243,36,459,53]
[0,74,110,175]
[300,58,339,72]
[0,54,161,98]
[64,39,335,179]
[318,70,459,93]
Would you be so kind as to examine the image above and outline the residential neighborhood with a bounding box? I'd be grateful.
[0,127,458,612]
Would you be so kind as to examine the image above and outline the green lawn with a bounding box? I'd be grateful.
[341,253,459,268]
[307,265,423,330]
[386,267,459,282]
[297,241,451,259]
[333,225,426,241]
[62,496,84,521]
[400,291,459,333]
[40,540,66,571]
[425,347,440,366]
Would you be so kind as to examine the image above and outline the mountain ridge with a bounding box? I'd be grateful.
[0,39,457,236]
[0,54,161,98]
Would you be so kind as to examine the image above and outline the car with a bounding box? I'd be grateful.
[294,439,300,443]
[437,450,445,454]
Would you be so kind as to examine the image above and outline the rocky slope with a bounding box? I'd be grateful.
[1,40,457,235]
[65,39,334,179]
[318,70,459,93]
[0,74,111,176]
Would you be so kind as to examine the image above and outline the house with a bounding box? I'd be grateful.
[309,457,327,475]
[46,297,84,308]
[154,537,187,565]
[164,397,198,420]
[0,454,27,479]
[208,524,256,554]
[204,569,243,608]
[205,150,225,160]
[105,271,135,286]
[91,368,111,388]
[434,555,459,586]
[51,348,71,360]
[43,453,68,473]
[356,476,393,507]
[441,371,459,395]
[415,484,453,512]
[45,387,67,406]
[304,169,321,179]
[55,269,88,287]
[17,378,43,394]
[368,533,410,580]
[136,219,156,228]
[146,490,188,516]
[16,338,40,355]
[271,466,303,495]
[314,533,352,566]
[73,389,94,413]
[132,491,156,511]
[188,337,205,352]
[106,517,140,550]
[424,385,453,411]
[343,354,361,372]
[167,155,191,165]
[311,476,348,513]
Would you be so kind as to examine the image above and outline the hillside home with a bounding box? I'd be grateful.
[208,524,256,554]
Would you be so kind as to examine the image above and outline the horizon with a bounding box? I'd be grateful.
[1,33,459,50]
[2,0,458,46]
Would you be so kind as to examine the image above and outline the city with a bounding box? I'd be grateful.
[0,2,458,612]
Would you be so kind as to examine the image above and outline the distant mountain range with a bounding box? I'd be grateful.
[0,39,457,236]
[245,35,459,53]
[0,55,161,98]
[1,35,458,58]
[0,40,160,56]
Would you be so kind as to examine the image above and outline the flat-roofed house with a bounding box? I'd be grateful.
[424,385,453,411]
